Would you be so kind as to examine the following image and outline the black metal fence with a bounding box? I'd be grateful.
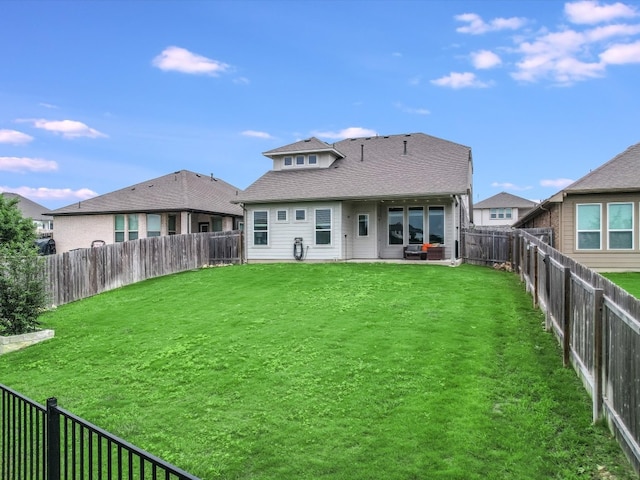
[1,384,200,480]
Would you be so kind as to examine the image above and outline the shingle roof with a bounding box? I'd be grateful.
[0,192,52,220]
[565,142,640,193]
[238,133,472,203]
[263,137,343,157]
[50,170,243,216]
[475,192,537,209]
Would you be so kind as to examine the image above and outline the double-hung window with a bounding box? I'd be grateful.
[147,214,161,237]
[128,214,139,240]
[253,210,268,245]
[608,203,633,249]
[315,208,331,245]
[114,215,125,242]
[576,204,601,249]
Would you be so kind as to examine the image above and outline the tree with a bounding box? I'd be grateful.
[0,194,47,335]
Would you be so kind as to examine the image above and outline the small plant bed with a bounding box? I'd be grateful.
[0,263,635,479]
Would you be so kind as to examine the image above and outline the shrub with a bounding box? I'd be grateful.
[0,194,47,335]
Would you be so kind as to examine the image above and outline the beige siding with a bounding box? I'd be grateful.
[561,192,640,271]
[53,215,115,252]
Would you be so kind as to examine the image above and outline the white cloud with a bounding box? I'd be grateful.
[511,29,608,83]
[471,50,502,69]
[431,72,491,89]
[600,39,640,63]
[455,13,526,34]
[0,129,33,145]
[491,182,533,191]
[393,102,430,115]
[1,186,97,201]
[241,130,273,139]
[540,178,575,188]
[408,75,422,86]
[565,1,638,25]
[29,119,107,139]
[313,127,377,140]
[152,46,231,76]
[587,23,640,42]
[233,76,250,85]
[38,102,59,109]
[0,157,58,173]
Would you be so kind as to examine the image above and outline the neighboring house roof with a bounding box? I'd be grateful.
[513,141,640,227]
[263,137,344,158]
[50,170,243,216]
[238,133,472,203]
[1,192,52,220]
[564,141,640,194]
[474,192,537,209]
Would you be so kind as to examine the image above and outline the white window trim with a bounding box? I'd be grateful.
[607,202,634,250]
[283,156,293,167]
[294,208,307,222]
[314,208,332,246]
[428,205,446,245]
[387,207,404,246]
[576,203,602,250]
[253,210,269,247]
[276,209,289,223]
[357,213,369,238]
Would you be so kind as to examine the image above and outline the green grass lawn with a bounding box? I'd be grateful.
[0,263,635,479]
[601,272,640,298]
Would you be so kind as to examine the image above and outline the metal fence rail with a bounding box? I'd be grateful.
[0,384,201,480]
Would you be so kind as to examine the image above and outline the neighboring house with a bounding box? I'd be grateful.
[514,141,640,271]
[49,170,243,253]
[235,133,473,262]
[1,192,54,237]
[473,192,537,227]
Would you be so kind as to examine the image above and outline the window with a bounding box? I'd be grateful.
[127,214,139,240]
[388,207,404,245]
[408,207,424,244]
[114,215,125,242]
[308,155,317,165]
[296,155,305,165]
[295,209,306,221]
[253,210,268,245]
[315,208,331,245]
[168,215,177,235]
[577,204,601,249]
[428,206,444,244]
[147,214,161,237]
[358,214,369,237]
[213,217,223,232]
[490,208,512,220]
[284,156,292,166]
[277,209,288,222]
[608,203,633,249]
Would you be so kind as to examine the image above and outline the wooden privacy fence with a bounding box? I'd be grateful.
[495,229,640,475]
[43,231,243,307]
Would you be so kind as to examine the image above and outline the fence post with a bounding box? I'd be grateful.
[543,253,551,331]
[532,245,539,308]
[593,289,604,422]
[46,397,60,480]
[563,267,572,368]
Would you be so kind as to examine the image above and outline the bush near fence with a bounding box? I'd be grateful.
[43,231,242,307]
[462,227,640,475]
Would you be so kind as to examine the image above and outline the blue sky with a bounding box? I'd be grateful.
[1,0,640,210]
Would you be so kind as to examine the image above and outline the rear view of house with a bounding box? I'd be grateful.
[235,133,473,262]
[50,170,243,253]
